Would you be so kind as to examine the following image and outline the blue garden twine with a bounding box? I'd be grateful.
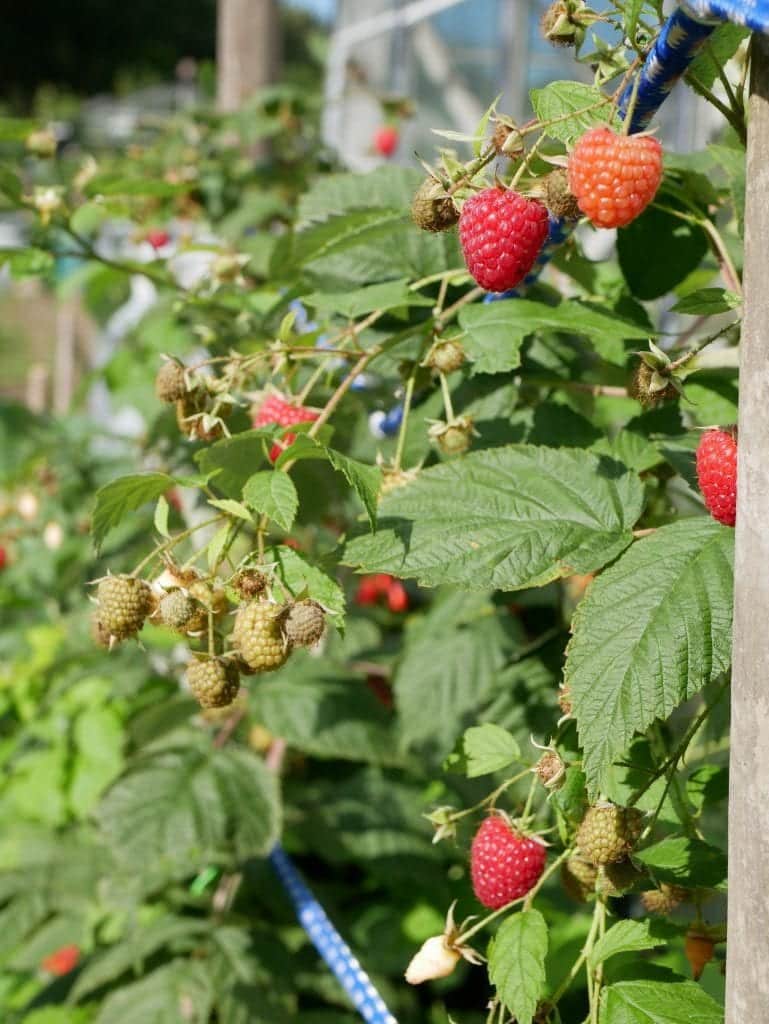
[269,844,399,1024]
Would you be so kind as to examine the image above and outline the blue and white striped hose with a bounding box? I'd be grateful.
[269,844,399,1024]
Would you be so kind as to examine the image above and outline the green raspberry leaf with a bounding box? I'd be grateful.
[670,287,741,316]
[266,544,346,625]
[92,472,175,551]
[530,82,618,145]
[463,724,521,777]
[599,979,724,1024]
[488,909,548,1023]
[253,655,399,765]
[195,428,278,497]
[343,445,644,590]
[634,835,728,890]
[243,471,299,532]
[301,278,433,319]
[566,518,734,799]
[589,920,664,970]
[459,298,651,372]
[97,742,280,885]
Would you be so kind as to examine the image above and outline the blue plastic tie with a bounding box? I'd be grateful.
[269,844,399,1024]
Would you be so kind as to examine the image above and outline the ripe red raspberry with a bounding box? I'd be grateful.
[567,126,663,229]
[470,815,547,909]
[252,392,319,462]
[696,428,737,526]
[42,944,80,976]
[0,545,6,570]
[355,573,394,606]
[458,188,549,293]
[147,229,170,250]
[373,125,399,157]
[386,580,409,613]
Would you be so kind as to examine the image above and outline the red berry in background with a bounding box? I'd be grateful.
[696,427,737,527]
[252,392,319,462]
[41,944,80,976]
[0,545,6,570]
[458,188,549,293]
[147,229,170,250]
[354,573,394,606]
[373,125,399,158]
[164,488,183,513]
[386,580,409,613]
[470,815,547,909]
[366,673,394,709]
[567,126,663,229]
[355,577,381,606]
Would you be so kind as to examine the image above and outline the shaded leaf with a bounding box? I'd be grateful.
[459,298,650,372]
[634,835,727,889]
[97,743,280,882]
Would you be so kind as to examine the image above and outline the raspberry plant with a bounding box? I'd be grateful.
[0,2,751,1022]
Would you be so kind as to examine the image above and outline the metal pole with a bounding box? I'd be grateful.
[726,31,769,1023]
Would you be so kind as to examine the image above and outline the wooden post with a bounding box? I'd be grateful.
[726,32,769,1024]
[216,0,280,112]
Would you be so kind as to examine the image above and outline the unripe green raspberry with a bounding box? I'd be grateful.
[411,178,459,233]
[561,854,597,902]
[428,416,474,456]
[232,600,290,672]
[628,360,679,407]
[576,802,643,865]
[155,360,188,402]
[233,569,268,600]
[158,590,205,633]
[426,340,465,374]
[281,599,325,648]
[95,575,154,641]
[543,168,581,221]
[597,858,646,896]
[186,657,240,709]
[641,883,690,915]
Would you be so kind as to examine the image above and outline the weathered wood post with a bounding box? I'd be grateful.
[216,0,280,113]
[726,31,769,1024]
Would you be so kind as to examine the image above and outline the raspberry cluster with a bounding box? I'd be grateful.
[355,573,409,613]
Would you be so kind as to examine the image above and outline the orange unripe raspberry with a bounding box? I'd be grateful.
[568,126,663,229]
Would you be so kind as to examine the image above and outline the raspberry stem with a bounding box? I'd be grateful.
[131,515,225,577]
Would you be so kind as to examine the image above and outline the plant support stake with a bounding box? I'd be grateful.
[726,31,769,1024]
